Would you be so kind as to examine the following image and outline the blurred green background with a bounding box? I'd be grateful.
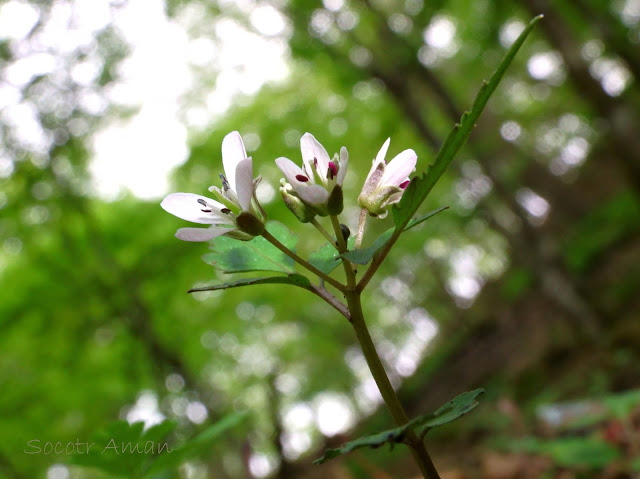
[1,0,640,478]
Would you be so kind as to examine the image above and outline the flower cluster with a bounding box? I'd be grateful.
[161,131,416,241]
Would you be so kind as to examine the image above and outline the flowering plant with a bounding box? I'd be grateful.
[161,17,540,479]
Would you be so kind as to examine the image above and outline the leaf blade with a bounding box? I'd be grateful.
[188,274,311,293]
[392,15,543,229]
[314,389,484,464]
[202,221,297,274]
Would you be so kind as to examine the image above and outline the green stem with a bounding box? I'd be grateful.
[345,291,441,479]
[330,215,356,289]
[310,217,338,248]
[261,230,347,293]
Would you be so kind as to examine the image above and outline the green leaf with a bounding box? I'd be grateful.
[308,237,355,274]
[415,388,484,437]
[202,221,297,274]
[392,15,543,229]
[341,207,448,265]
[71,414,247,478]
[314,389,483,464]
[187,274,311,293]
[145,412,248,476]
[314,423,410,464]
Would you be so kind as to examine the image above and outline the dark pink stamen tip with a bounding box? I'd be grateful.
[399,180,410,189]
[295,174,310,182]
[327,161,338,179]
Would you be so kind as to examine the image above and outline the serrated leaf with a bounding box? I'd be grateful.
[202,221,297,274]
[392,15,542,229]
[341,207,448,265]
[308,237,355,274]
[315,389,484,464]
[145,412,248,476]
[188,274,311,293]
[415,388,484,437]
[314,423,409,464]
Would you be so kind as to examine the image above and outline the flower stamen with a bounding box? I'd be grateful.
[219,174,230,191]
[327,161,338,180]
[295,174,310,182]
[399,180,410,189]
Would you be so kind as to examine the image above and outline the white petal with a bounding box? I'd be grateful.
[296,184,329,205]
[235,158,254,211]
[175,226,231,242]
[161,193,231,224]
[376,138,390,163]
[337,146,348,186]
[300,132,330,184]
[381,149,417,187]
[366,138,391,181]
[222,131,247,191]
[276,157,314,187]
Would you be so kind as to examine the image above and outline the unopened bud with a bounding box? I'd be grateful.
[340,223,350,242]
[280,182,316,223]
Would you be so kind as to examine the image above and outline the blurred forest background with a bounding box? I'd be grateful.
[1,0,640,478]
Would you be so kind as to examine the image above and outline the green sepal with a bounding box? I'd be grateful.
[280,182,316,223]
[235,212,265,236]
[326,185,344,215]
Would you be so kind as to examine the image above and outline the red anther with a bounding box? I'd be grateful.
[327,161,338,179]
[399,180,410,189]
[295,174,310,182]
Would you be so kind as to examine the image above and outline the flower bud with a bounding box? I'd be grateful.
[280,181,316,223]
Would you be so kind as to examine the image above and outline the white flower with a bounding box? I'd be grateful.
[161,131,264,242]
[275,132,348,215]
[358,138,417,218]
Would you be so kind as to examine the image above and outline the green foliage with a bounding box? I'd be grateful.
[513,437,620,468]
[71,413,246,478]
[564,191,640,273]
[70,420,177,478]
[315,389,484,464]
[308,237,355,274]
[202,221,296,273]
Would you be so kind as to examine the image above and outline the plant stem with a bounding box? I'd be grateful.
[330,215,356,288]
[310,217,338,248]
[309,284,350,319]
[261,229,347,293]
[355,208,368,249]
[356,226,402,292]
[345,291,441,479]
